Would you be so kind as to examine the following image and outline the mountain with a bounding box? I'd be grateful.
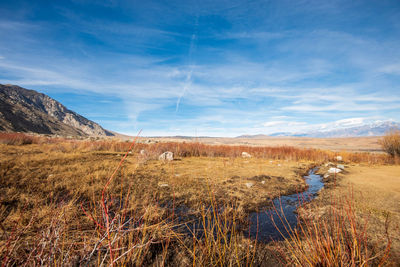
[237,121,400,138]
[0,84,114,137]
[235,134,269,139]
[301,121,400,138]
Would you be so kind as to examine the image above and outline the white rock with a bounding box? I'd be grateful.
[328,167,342,174]
[323,174,330,179]
[159,151,173,161]
[242,152,251,158]
[261,180,266,184]
[337,164,345,170]
[335,156,343,161]
[140,149,146,155]
[158,182,169,187]
[245,182,254,188]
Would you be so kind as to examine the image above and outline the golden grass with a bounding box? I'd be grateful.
[338,165,400,262]
[0,133,397,266]
[0,141,311,265]
[136,157,312,213]
[152,136,383,152]
[294,164,400,266]
[272,191,391,266]
[0,132,394,167]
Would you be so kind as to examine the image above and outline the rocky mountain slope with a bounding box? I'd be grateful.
[0,84,114,137]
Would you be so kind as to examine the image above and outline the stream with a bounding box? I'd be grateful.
[176,167,324,242]
[247,167,324,242]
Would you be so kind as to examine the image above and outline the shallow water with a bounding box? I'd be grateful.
[174,168,324,241]
[247,168,324,242]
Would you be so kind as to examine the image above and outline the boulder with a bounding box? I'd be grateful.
[328,167,342,174]
[242,152,251,158]
[158,182,169,188]
[335,156,343,161]
[245,182,254,188]
[159,151,173,161]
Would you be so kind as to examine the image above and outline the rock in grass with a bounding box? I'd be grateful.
[337,164,345,170]
[335,155,343,161]
[158,182,169,188]
[159,151,173,161]
[242,152,251,158]
[323,174,330,179]
[140,149,146,155]
[245,182,254,188]
[328,167,342,174]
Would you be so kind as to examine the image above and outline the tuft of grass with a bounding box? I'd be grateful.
[272,191,391,266]
[79,132,178,266]
[182,186,258,267]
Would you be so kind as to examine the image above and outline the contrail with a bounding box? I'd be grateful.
[175,15,198,113]
[175,68,193,112]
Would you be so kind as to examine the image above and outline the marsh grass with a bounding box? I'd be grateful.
[0,132,396,265]
[0,132,37,145]
[0,132,391,163]
[271,190,391,266]
[183,185,258,266]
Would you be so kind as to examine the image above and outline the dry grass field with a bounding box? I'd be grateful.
[0,132,398,266]
[307,164,400,265]
[144,136,383,152]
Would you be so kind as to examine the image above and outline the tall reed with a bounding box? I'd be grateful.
[271,191,391,266]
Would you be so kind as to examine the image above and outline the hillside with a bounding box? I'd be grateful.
[0,84,114,137]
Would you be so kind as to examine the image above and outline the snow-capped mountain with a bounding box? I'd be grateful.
[271,120,399,138]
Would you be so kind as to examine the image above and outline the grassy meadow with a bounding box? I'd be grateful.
[0,132,398,266]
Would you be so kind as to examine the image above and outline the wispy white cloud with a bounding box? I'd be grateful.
[282,103,399,112]
[379,63,400,75]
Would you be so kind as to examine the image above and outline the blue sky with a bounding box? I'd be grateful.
[0,0,400,136]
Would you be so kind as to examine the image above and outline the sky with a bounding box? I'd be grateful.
[0,0,400,137]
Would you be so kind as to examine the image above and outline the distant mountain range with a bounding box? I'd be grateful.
[0,84,114,137]
[237,121,400,138]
